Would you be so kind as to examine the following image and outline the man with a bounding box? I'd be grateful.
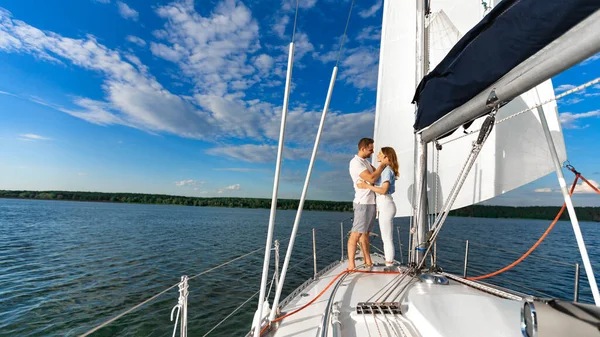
[348,137,386,270]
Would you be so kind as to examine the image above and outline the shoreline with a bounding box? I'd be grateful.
[1,190,598,222]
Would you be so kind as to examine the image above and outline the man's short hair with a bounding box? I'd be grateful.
[358,138,374,151]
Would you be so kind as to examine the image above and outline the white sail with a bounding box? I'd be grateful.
[426,2,568,213]
[374,0,568,217]
[372,0,417,217]
[427,10,460,71]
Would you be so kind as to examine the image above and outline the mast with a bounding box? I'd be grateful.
[412,0,429,266]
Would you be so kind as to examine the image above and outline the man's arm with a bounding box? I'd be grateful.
[358,181,390,194]
[358,164,386,184]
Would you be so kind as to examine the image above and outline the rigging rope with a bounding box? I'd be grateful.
[416,112,497,271]
[290,0,300,43]
[439,77,600,146]
[335,0,355,67]
[78,247,263,337]
[202,280,274,337]
[467,164,600,281]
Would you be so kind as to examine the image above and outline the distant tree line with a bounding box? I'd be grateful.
[448,205,600,222]
[0,190,353,212]
[1,190,598,221]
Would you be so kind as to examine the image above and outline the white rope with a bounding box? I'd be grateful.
[266,241,280,301]
[188,247,263,281]
[363,310,373,337]
[439,77,600,146]
[170,276,189,337]
[372,311,383,337]
[266,267,277,301]
[79,248,263,337]
[435,142,440,217]
[335,0,355,67]
[412,140,428,263]
[202,280,273,337]
[418,113,495,270]
[378,306,400,337]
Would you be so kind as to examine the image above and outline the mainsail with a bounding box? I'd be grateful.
[373,0,569,217]
[372,0,417,216]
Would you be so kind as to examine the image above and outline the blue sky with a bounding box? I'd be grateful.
[0,0,598,206]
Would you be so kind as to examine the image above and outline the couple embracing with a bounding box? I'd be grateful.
[347,137,399,270]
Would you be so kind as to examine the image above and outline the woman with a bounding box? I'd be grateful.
[357,147,399,266]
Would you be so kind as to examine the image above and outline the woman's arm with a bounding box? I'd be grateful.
[357,181,389,195]
[358,164,387,184]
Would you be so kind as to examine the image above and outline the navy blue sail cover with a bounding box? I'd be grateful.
[412,0,600,131]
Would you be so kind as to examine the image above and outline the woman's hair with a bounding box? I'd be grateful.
[381,147,399,178]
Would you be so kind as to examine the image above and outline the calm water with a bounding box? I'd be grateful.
[0,198,599,336]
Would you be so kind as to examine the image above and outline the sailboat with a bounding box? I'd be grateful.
[245,0,600,336]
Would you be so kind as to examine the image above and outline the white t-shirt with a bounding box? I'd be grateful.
[349,155,375,204]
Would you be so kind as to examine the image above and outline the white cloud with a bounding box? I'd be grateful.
[117,1,139,21]
[214,168,269,173]
[0,9,215,138]
[194,95,271,139]
[126,35,146,47]
[339,47,379,90]
[78,172,88,176]
[57,98,130,126]
[0,5,376,160]
[282,0,317,11]
[151,0,260,96]
[175,179,204,186]
[18,133,52,141]
[149,42,181,62]
[313,49,337,64]
[558,97,584,106]
[358,0,383,18]
[291,32,314,61]
[356,26,381,41]
[0,90,17,97]
[205,144,307,163]
[555,84,575,93]
[574,180,599,194]
[559,110,600,129]
[584,84,600,97]
[217,183,241,193]
[580,52,600,66]
[272,15,289,39]
[534,188,553,193]
[254,54,275,74]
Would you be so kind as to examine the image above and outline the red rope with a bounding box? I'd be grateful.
[260,269,400,335]
[468,164,600,281]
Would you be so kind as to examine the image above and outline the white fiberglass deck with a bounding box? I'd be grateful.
[263,254,523,337]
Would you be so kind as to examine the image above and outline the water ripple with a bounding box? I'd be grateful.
[0,199,598,336]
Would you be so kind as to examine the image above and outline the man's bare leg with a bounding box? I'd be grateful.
[359,233,373,266]
[347,232,361,270]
